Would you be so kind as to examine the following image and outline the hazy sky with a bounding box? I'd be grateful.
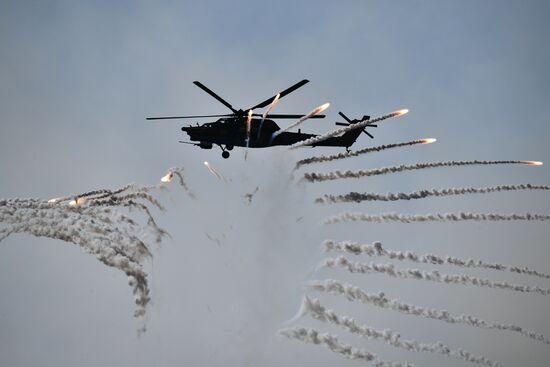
[1,1,550,366]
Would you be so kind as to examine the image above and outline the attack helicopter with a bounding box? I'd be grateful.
[147,80,376,158]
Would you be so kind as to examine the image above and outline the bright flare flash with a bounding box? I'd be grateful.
[69,197,86,206]
[314,103,330,115]
[396,109,409,116]
[523,161,543,166]
[421,138,437,144]
[160,171,173,183]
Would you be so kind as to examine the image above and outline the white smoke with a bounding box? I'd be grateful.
[167,167,196,199]
[299,296,500,367]
[295,139,432,169]
[307,279,550,344]
[257,93,280,140]
[204,161,225,181]
[324,240,550,280]
[279,326,417,367]
[323,212,550,224]
[0,171,188,332]
[272,103,329,140]
[322,257,550,296]
[290,109,407,149]
[316,184,550,203]
[304,160,540,183]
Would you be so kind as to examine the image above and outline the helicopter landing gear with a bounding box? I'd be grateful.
[216,144,231,159]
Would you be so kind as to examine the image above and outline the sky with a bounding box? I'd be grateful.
[1,1,550,366]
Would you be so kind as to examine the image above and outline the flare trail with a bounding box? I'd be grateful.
[290,109,408,149]
[307,279,550,344]
[299,296,499,367]
[316,184,550,204]
[323,212,550,224]
[322,257,550,296]
[304,160,541,183]
[279,326,416,367]
[296,139,434,169]
[324,240,550,280]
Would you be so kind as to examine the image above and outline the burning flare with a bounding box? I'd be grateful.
[160,171,174,183]
[245,109,253,147]
[204,161,224,181]
[257,93,280,140]
[68,197,86,206]
[523,160,543,166]
[421,138,437,144]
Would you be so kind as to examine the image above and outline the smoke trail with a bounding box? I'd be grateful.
[322,257,550,296]
[307,279,550,344]
[316,184,550,204]
[242,186,259,205]
[0,173,183,331]
[324,240,550,280]
[257,93,280,140]
[299,296,500,367]
[303,160,542,183]
[295,139,435,169]
[1,199,153,326]
[204,161,225,181]
[323,212,550,224]
[279,326,417,367]
[162,167,195,199]
[290,109,408,149]
[272,103,330,139]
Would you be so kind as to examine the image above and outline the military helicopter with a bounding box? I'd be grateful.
[147,80,376,158]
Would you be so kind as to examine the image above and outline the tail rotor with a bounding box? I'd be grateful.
[335,112,377,139]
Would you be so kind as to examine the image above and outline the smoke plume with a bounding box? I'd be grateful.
[323,212,550,224]
[299,296,500,367]
[316,184,550,204]
[295,139,434,169]
[304,160,541,183]
[322,257,550,296]
[307,279,550,344]
[0,171,186,332]
[279,326,417,367]
[324,240,550,280]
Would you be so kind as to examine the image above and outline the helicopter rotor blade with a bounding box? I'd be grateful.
[335,122,349,126]
[248,79,310,110]
[261,113,325,119]
[363,130,375,139]
[338,111,353,123]
[146,114,234,120]
[193,81,237,113]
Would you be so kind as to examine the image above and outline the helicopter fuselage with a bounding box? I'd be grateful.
[181,116,362,151]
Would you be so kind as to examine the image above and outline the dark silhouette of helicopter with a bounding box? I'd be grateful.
[147,80,376,158]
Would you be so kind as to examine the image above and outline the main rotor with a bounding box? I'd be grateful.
[146,79,326,121]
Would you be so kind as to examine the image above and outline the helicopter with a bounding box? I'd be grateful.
[147,80,376,158]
